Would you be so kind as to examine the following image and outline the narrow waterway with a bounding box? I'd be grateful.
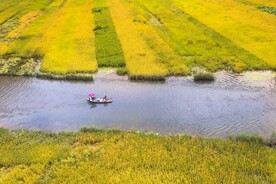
[0,71,275,137]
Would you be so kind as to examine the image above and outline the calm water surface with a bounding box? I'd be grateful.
[0,71,275,137]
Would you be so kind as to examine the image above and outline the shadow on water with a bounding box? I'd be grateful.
[0,70,276,137]
[90,103,109,109]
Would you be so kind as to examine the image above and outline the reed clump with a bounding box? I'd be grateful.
[230,134,264,144]
[192,67,215,81]
[36,72,94,81]
[129,74,166,81]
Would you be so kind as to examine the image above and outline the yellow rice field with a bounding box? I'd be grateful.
[0,0,275,78]
[7,11,41,39]
[108,0,168,77]
[0,128,275,183]
[40,0,97,74]
[131,4,190,76]
[4,0,98,74]
[0,0,51,55]
[0,0,21,25]
[5,0,66,56]
[172,0,276,69]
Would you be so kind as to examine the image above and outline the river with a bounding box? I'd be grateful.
[0,70,275,137]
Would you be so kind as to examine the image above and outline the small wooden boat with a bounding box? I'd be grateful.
[87,97,112,103]
[87,93,112,103]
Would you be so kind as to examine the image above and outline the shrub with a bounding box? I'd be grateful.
[232,134,264,144]
[266,132,276,147]
[79,127,105,133]
[193,72,215,81]
[116,67,128,75]
[129,74,166,81]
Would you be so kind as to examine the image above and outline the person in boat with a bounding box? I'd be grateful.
[103,95,107,100]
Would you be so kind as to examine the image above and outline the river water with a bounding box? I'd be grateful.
[0,71,275,137]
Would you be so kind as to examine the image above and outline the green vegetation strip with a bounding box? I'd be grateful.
[0,128,275,183]
[258,6,276,15]
[92,0,125,67]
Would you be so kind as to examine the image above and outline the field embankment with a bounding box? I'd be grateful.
[0,0,275,80]
[0,128,275,183]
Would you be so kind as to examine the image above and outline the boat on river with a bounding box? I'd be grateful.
[87,93,112,103]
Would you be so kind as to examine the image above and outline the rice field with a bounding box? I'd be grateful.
[2,0,98,75]
[1,0,66,57]
[108,0,168,78]
[172,0,276,69]
[0,0,275,79]
[0,128,275,183]
[92,0,125,67]
[39,0,97,74]
[131,0,270,73]
[0,0,53,55]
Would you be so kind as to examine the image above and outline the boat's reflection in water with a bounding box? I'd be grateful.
[90,103,109,109]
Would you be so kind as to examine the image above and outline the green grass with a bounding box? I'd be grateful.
[0,128,275,183]
[92,0,125,67]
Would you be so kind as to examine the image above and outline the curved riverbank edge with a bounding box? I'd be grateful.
[0,68,275,82]
[0,127,275,183]
[1,57,276,81]
[1,127,276,147]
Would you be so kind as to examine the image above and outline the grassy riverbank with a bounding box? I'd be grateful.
[0,128,275,183]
